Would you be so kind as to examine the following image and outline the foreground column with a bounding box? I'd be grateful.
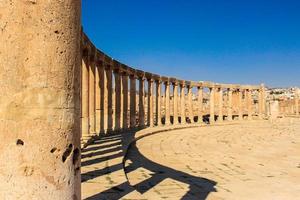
[122,73,129,129]
[173,82,179,124]
[198,86,203,123]
[156,80,162,125]
[165,81,171,125]
[210,86,215,123]
[181,83,186,124]
[227,88,233,121]
[0,1,81,199]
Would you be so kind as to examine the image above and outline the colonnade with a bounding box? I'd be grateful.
[278,88,300,116]
[81,34,267,144]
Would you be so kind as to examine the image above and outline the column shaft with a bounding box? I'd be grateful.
[122,74,129,129]
[227,88,233,121]
[238,89,243,120]
[198,87,203,123]
[95,63,101,134]
[181,85,186,124]
[156,81,162,126]
[165,82,171,125]
[106,68,113,131]
[139,78,145,126]
[218,88,223,122]
[188,86,194,123]
[148,79,154,126]
[81,54,90,142]
[210,87,215,123]
[114,71,121,130]
[89,57,96,135]
[247,89,253,120]
[173,83,179,124]
[130,76,136,128]
[0,1,81,198]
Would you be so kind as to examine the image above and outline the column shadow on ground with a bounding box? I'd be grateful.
[82,129,217,200]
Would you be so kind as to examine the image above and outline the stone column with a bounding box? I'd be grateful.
[173,82,179,125]
[188,85,194,123]
[295,89,300,116]
[259,84,266,119]
[210,86,215,123]
[156,80,162,126]
[0,1,81,199]
[122,74,129,129]
[129,75,136,128]
[198,86,203,123]
[227,88,233,121]
[106,67,113,132]
[95,57,101,134]
[114,70,121,131]
[247,89,253,120]
[238,88,243,120]
[147,78,154,126]
[139,77,145,127]
[99,62,105,134]
[89,54,96,135]
[181,83,186,124]
[165,81,171,125]
[218,87,223,122]
[81,51,90,142]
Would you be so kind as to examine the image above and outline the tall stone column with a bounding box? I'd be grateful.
[99,62,105,134]
[238,88,243,120]
[0,1,81,199]
[227,88,233,121]
[122,73,129,129]
[218,87,223,122]
[114,70,121,131]
[139,77,145,127]
[165,81,171,125]
[210,86,215,123]
[198,86,203,123]
[147,78,154,126]
[81,51,90,142]
[247,89,253,120]
[156,80,162,126]
[95,56,101,134]
[258,84,266,119]
[89,54,96,135]
[106,67,113,132]
[188,85,194,123]
[181,83,186,124]
[173,82,179,125]
[129,75,136,128]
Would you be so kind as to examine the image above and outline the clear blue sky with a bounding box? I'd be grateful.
[82,0,300,88]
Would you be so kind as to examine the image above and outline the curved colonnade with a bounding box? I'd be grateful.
[81,33,266,146]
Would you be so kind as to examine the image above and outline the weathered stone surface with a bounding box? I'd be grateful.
[0,1,81,199]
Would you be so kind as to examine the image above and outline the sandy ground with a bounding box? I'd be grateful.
[125,119,300,200]
[82,118,300,200]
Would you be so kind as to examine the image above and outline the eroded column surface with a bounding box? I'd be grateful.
[89,53,96,135]
[197,86,203,123]
[218,87,223,122]
[165,81,171,125]
[173,82,179,125]
[95,56,101,134]
[227,88,233,121]
[156,80,162,126]
[210,86,215,123]
[106,66,113,132]
[130,75,136,128]
[180,83,186,124]
[0,1,81,199]
[139,77,145,127]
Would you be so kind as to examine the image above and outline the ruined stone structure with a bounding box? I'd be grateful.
[1,1,299,199]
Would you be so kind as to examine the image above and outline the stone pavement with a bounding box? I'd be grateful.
[82,119,300,199]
